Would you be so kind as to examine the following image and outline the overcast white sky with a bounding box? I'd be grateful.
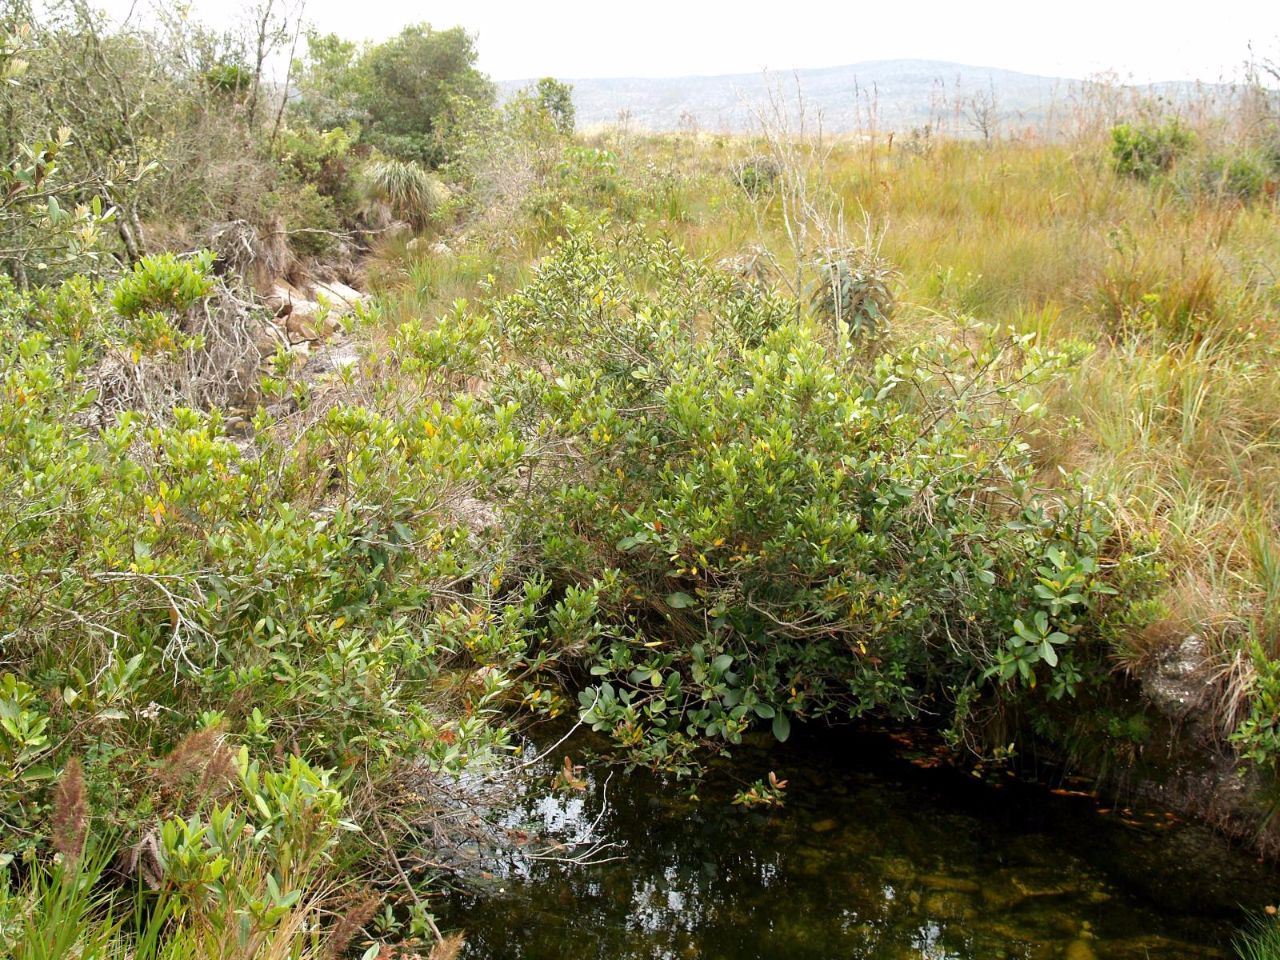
[103,0,1275,84]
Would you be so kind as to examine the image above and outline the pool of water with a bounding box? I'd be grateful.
[438,726,1275,959]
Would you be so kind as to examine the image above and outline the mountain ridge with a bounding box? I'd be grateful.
[500,58,1234,134]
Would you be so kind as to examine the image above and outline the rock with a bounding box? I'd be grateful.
[920,890,974,921]
[1009,869,1084,899]
[251,320,286,357]
[285,302,340,343]
[430,240,452,256]
[450,495,501,537]
[263,399,298,420]
[1144,635,1211,719]
[1100,936,1224,960]
[265,280,306,315]
[384,220,412,241]
[302,340,360,379]
[877,856,916,883]
[970,919,1070,957]
[919,874,980,893]
[981,868,1083,912]
[312,280,365,310]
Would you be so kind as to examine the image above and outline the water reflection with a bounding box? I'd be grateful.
[440,728,1266,959]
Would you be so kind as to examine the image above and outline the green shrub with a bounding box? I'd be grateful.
[1176,151,1272,203]
[110,251,215,319]
[731,155,781,197]
[1110,119,1195,179]
[0,265,532,869]
[479,225,1150,771]
[276,124,362,215]
[263,182,343,256]
[202,61,252,97]
[1232,641,1280,768]
[808,249,897,338]
[534,77,575,136]
[0,751,356,960]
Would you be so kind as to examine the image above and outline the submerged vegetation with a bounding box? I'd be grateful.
[2,0,1280,954]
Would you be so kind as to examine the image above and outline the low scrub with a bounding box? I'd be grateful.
[1110,119,1195,180]
[475,225,1153,770]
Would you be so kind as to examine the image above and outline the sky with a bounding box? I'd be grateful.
[101,0,1275,84]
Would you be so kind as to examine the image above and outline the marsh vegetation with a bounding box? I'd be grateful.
[2,2,1280,956]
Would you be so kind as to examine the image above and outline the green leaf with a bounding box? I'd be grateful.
[1039,640,1059,667]
[712,654,733,673]
[252,794,272,819]
[666,591,696,609]
[772,713,791,742]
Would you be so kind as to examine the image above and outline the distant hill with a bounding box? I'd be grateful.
[500,59,1232,135]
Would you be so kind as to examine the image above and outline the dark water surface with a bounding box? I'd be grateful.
[440,727,1276,959]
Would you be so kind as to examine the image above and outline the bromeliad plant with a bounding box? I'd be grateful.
[477,224,1152,771]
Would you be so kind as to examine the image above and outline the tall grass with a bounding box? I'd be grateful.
[1236,918,1280,960]
[361,158,450,229]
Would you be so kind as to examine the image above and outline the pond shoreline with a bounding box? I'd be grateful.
[438,721,1274,958]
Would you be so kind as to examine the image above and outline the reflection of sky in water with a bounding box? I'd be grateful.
[441,729,1272,960]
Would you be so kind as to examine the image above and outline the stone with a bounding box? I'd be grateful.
[877,856,916,883]
[1064,940,1098,960]
[1144,635,1211,719]
[302,340,360,379]
[980,868,1083,912]
[920,890,974,921]
[919,874,980,893]
[312,280,365,310]
[251,320,286,357]
[1009,869,1083,899]
[265,280,306,314]
[285,302,341,343]
[449,495,501,537]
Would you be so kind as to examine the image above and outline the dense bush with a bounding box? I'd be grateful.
[1175,150,1273,204]
[1110,119,1195,179]
[475,225,1150,770]
[731,155,781,197]
[0,243,533,876]
[275,124,363,215]
[293,24,494,167]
